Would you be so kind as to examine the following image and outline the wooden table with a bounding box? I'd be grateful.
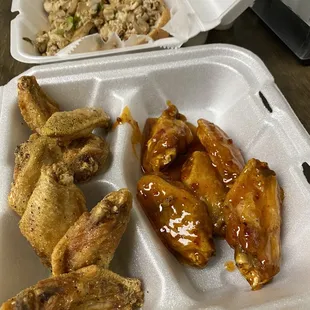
[1,7,310,133]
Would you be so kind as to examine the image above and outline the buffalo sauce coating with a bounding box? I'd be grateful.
[137,175,215,268]
[141,104,194,173]
[224,159,282,290]
[113,106,142,157]
[197,119,245,188]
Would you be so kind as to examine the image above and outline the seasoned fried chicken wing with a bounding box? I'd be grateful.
[224,159,282,290]
[52,189,132,276]
[0,265,144,310]
[142,104,193,173]
[39,108,111,141]
[19,164,86,266]
[18,76,59,132]
[137,174,215,267]
[181,151,227,236]
[8,134,62,216]
[197,119,245,188]
[63,134,109,182]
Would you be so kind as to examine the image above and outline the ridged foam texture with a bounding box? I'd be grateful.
[10,0,254,64]
[1,45,310,309]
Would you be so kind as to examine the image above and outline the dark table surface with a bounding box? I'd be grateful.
[1,7,310,133]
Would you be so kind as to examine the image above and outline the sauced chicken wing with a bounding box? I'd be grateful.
[0,265,144,310]
[19,164,86,267]
[224,159,282,290]
[163,123,206,181]
[8,134,62,216]
[39,108,111,141]
[197,119,245,188]
[181,151,227,237]
[137,174,215,267]
[142,104,193,173]
[18,76,60,132]
[51,189,132,276]
[63,134,109,182]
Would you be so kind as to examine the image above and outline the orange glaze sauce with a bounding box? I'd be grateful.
[113,106,142,158]
[163,122,205,181]
[225,261,236,272]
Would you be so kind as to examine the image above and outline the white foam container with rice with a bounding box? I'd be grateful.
[10,0,255,64]
[1,44,310,309]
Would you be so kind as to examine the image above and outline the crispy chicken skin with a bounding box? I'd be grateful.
[181,151,227,237]
[224,159,282,290]
[137,174,215,267]
[18,76,60,132]
[197,119,245,188]
[39,108,111,141]
[0,265,144,310]
[63,134,110,182]
[19,164,86,267]
[142,104,193,173]
[52,189,132,276]
[8,134,63,216]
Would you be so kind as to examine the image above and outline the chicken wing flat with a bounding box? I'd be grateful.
[224,159,282,290]
[197,119,245,188]
[0,265,144,310]
[19,164,86,266]
[51,189,132,276]
[137,174,215,267]
[142,104,193,173]
[8,134,63,216]
[181,151,227,237]
[18,76,60,132]
[63,134,109,182]
[39,108,111,141]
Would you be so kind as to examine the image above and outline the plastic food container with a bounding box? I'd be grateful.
[10,0,254,64]
[1,44,310,309]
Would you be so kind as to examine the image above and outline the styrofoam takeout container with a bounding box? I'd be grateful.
[11,0,254,64]
[1,44,310,309]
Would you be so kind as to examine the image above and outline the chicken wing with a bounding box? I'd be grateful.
[0,265,144,310]
[181,151,227,237]
[8,134,63,216]
[39,108,111,141]
[224,159,282,290]
[137,174,215,267]
[197,119,245,188]
[163,123,206,181]
[18,76,60,132]
[142,104,193,173]
[19,164,87,266]
[63,134,109,182]
[51,189,132,276]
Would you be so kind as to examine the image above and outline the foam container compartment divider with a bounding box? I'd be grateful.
[1,44,310,309]
[10,0,254,64]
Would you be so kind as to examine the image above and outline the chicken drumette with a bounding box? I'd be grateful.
[142,104,193,173]
[197,119,245,188]
[181,151,227,237]
[224,159,282,290]
[63,134,110,182]
[137,174,215,267]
